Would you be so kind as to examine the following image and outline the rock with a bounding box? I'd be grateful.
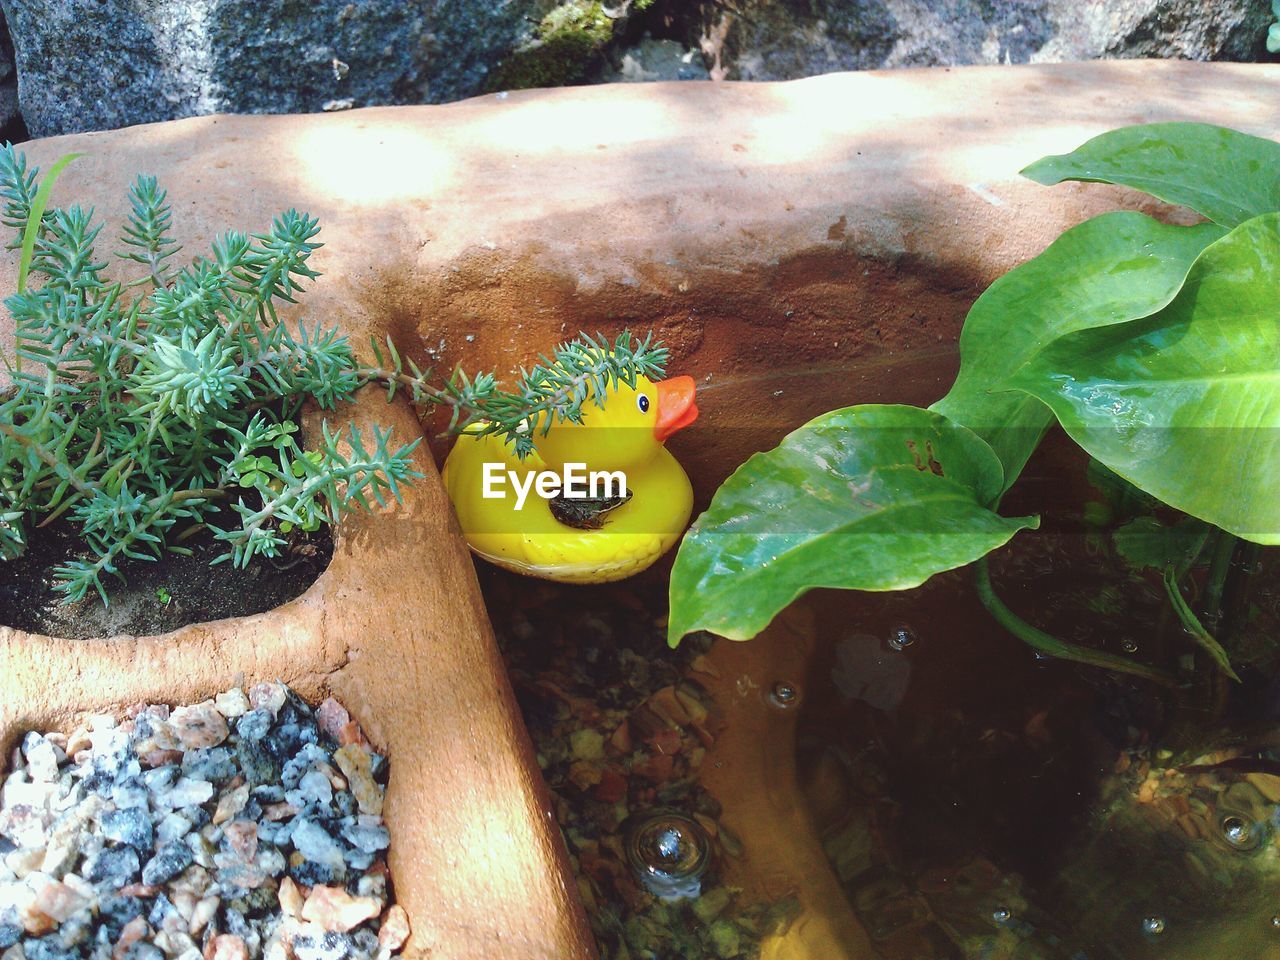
[697,0,1270,80]
[609,38,708,83]
[287,771,333,810]
[102,809,154,852]
[339,818,389,855]
[20,736,61,784]
[213,690,250,720]
[212,786,250,826]
[0,0,549,137]
[569,729,604,763]
[140,843,194,887]
[1245,772,1280,804]
[277,878,304,919]
[209,935,247,960]
[162,779,214,810]
[169,704,229,751]
[188,896,218,937]
[31,879,88,925]
[376,906,410,953]
[155,814,193,846]
[300,886,381,933]
[331,748,381,818]
[248,684,287,718]
[290,928,353,960]
[111,917,151,960]
[85,847,141,889]
[235,711,273,744]
[132,716,182,757]
[221,822,258,863]
[314,700,350,743]
[290,821,345,871]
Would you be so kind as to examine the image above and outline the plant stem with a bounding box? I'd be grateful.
[974,557,1175,686]
[1203,529,1238,616]
[1162,565,1240,682]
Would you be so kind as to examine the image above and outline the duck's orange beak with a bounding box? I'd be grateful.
[654,375,699,442]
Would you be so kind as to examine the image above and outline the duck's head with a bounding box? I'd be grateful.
[533,374,699,473]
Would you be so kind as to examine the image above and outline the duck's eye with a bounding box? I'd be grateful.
[637,395,650,413]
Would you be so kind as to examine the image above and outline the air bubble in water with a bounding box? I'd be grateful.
[626,812,711,901]
[1142,916,1166,936]
[1270,915,1280,929]
[992,907,1011,924]
[888,625,916,651]
[1122,639,1138,653]
[1221,814,1257,850]
[769,681,800,708]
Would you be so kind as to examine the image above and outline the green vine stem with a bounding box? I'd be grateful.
[1162,565,1240,682]
[1202,529,1239,617]
[974,557,1175,686]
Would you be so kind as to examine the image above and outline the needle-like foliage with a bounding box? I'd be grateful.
[365,329,668,457]
[0,148,423,605]
[0,146,668,605]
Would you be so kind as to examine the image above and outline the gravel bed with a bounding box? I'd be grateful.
[0,683,409,960]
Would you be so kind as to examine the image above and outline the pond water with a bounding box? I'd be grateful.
[484,431,1280,960]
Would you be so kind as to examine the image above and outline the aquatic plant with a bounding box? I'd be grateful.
[669,122,1279,682]
[0,147,665,604]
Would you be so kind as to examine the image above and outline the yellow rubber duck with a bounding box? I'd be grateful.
[442,374,699,583]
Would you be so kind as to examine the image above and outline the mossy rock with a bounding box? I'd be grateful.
[487,1,616,91]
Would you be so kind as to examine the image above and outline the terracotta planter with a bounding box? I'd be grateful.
[3,59,1279,959]
[0,391,596,959]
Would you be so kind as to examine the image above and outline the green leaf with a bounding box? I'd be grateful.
[17,152,83,294]
[931,212,1224,488]
[667,405,1038,646]
[1007,213,1280,546]
[1022,123,1280,227]
[1113,516,1209,574]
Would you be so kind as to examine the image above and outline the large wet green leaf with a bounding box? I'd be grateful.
[1022,122,1280,227]
[1007,214,1280,546]
[931,212,1225,489]
[667,405,1038,646]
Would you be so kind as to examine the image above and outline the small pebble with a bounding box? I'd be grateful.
[376,906,410,953]
[169,704,229,751]
[301,887,382,933]
[315,701,351,743]
[332,748,381,818]
[214,690,251,720]
[141,843,194,887]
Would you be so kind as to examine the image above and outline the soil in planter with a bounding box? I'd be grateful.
[484,430,1280,960]
[0,515,333,639]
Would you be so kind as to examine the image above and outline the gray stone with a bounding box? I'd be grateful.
[697,0,1272,79]
[0,7,16,132]
[340,818,390,854]
[85,845,141,888]
[102,807,154,851]
[155,812,193,845]
[0,0,1272,139]
[235,710,272,743]
[610,38,709,83]
[0,0,545,138]
[290,819,344,870]
[141,842,193,886]
[291,930,352,960]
